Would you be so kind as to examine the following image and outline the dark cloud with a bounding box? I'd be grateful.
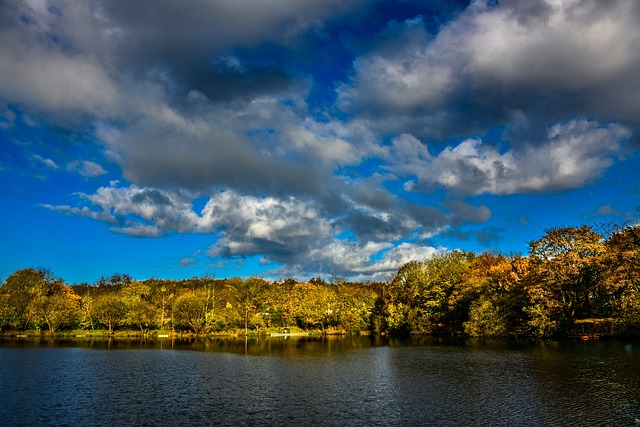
[344,212,407,242]
[103,120,325,196]
[444,200,492,225]
[339,0,640,143]
[441,226,502,248]
[131,189,172,207]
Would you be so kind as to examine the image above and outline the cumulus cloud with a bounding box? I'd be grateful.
[43,184,442,278]
[96,95,359,197]
[48,183,200,237]
[444,200,492,225]
[338,20,455,115]
[440,226,502,248]
[339,0,640,140]
[388,120,630,195]
[0,2,125,125]
[198,190,441,278]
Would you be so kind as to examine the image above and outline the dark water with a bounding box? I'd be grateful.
[1,336,639,426]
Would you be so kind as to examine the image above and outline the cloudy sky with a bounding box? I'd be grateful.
[1,0,639,284]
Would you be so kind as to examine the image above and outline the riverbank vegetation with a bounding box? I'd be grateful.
[1,223,639,338]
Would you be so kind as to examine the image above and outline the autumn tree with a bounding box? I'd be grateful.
[333,283,377,333]
[32,280,82,334]
[284,281,337,331]
[95,273,133,288]
[227,277,269,334]
[386,251,472,334]
[452,253,528,337]
[525,225,605,336]
[121,281,156,334]
[259,282,292,328]
[0,268,52,330]
[143,279,178,331]
[595,224,640,331]
[173,290,208,333]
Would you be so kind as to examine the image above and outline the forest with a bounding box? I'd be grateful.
[1,223,639,338]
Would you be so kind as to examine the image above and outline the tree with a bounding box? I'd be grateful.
[32,280,81,334]
[525,226,605,336]
[95,273,133,288]
[452,253,529,337]
[595,224,640,331]
[121,282,156,333]
[173,290,207,333]
[0,293,12,332]
[144,279,177,331]
[0,268,52,330]
[464,298,508,337]
[284,281,337,331]
[386,251,472,334]
[335,284,377,333]
[228,277,268,334]
[92,293,128,334]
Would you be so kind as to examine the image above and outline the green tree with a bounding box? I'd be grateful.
[464,298,508,337]
[334,284,376,333]
[92,292,128,334]
[121,281,156,333]
[228,277,268,334]
[0,293,12,332]
[0,268,51,330]
[386,251,472,334]
[285,281,337,331]
[173,290,208,333]
[32,280,81,334]
[144,279,177,331]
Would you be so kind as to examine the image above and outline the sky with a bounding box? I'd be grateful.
[1,0,639,285]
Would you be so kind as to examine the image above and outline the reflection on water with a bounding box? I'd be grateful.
[1,336,639,426]
[0,334,394,354]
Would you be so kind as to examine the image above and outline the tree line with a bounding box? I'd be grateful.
[1,223,639,338]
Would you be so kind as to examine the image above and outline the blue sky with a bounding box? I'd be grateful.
[1,0,639,284]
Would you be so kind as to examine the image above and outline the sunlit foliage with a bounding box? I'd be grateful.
[1,222,639,337]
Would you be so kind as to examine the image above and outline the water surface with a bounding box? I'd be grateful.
[0,336,639,426]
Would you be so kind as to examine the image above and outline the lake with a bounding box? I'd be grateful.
[1,336,639,426]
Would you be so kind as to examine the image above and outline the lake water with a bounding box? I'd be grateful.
[1,336,639,426]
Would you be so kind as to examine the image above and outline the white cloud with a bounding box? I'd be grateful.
[463,0,639,92]
[67,160,107,177]
[33,154,58,170]
[387,120,630,195]
[200,190,331,243]
[43,183,442,279]
[199,190,443,279]
[67,183,200,236]
[41,204,116,223]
